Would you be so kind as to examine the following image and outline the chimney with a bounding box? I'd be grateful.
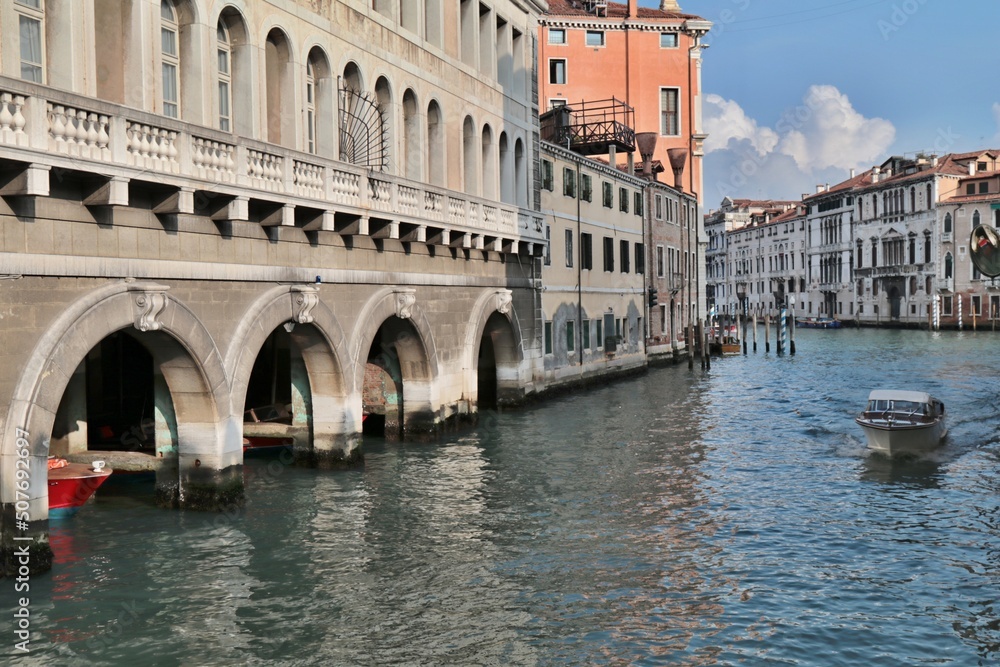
[969,161,976,176]
[850,168,855,179]
[667,148,687,190]
[636,132,658,180]
[816,184,825,194]
[628,0,639,18]
[931,155,938,167]
[659,0,681,10]
[872,166,881,183]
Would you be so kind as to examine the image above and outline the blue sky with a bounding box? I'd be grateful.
[641,0,1000,206]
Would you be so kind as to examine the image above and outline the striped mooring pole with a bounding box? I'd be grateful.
[779,307,787,355]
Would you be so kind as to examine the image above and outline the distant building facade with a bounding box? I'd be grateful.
[711,150,1000,329]
[704,198,798,316]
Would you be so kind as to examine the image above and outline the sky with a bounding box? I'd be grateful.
[637,0,1000,208]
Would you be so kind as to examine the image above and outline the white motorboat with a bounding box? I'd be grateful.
[855,390,947,456]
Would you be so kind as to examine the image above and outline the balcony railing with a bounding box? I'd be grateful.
[0,76,544,249]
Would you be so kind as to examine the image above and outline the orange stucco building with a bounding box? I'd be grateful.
[538,0,711,203]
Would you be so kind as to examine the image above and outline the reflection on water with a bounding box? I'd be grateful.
[4,328,1000,666]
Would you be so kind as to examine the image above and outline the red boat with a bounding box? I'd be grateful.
[47,459,113,518]
[242,436,293,453]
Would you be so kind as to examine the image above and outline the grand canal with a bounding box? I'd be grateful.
[5,327,1000,666]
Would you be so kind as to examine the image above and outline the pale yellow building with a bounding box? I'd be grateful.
[540,140,647,385]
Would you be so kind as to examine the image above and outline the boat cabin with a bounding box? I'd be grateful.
[861,390,944,424]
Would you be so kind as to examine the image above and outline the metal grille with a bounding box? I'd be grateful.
[338,78,388,171]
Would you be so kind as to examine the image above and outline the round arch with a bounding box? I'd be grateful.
[462,289,524,407]
[3,283,235,537]
[349,289,440,437]
[224,286,359,464]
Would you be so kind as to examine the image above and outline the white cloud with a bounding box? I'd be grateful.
[776,85,895,171]
[703,85,896,202]
[703,93,779,156]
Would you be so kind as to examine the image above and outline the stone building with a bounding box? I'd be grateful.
[841,154,968,326]
[644,177,697,362]
[712,150,1000,329]
[936,153,1000,327]
[703,197,797,316]
[801,174,871,320]
[0,0,549,574]
[537,0,711,320]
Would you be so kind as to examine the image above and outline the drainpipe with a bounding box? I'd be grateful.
[576,154,583,364]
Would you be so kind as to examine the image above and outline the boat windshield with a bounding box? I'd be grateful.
[867,399,927,414]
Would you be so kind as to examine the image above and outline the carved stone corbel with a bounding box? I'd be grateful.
[393,288,416,320]
[128,284,171,332]
[290,285,319,324]
[494,289,513,315]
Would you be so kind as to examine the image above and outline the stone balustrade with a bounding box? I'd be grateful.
[0,76,545,247]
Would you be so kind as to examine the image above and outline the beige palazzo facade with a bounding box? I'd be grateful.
[0,0,551,574]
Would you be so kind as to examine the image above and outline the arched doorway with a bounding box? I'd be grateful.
[476,311,520,410]
[49,329,183,507]
[227,286,356,467]
[5,283,235,557]
[363,316,433,440]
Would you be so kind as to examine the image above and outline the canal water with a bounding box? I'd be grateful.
[5,327,1000,666]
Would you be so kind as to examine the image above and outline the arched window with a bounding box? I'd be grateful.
[499,132,513,204]
[515,138,527,208]
[856,239,863,268]
[871,239,878,267]
[908,234,915,265]
[910,186,915,212]
[926,183,932,209]
[944,253,953,279]
[217,21,232,131]
[304,47,334,157]
[944,212,952,234]
[161,0,180,117]
[374,77,393,173]
[426,100,445,187]
[265,29,294,146]
[463,116,477,195]
[482,124,496,200]
[217,8,251,135]
[402,89,421,180]
[973,210,981,226]
[924,231,931,263]
[873,194,878,218]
